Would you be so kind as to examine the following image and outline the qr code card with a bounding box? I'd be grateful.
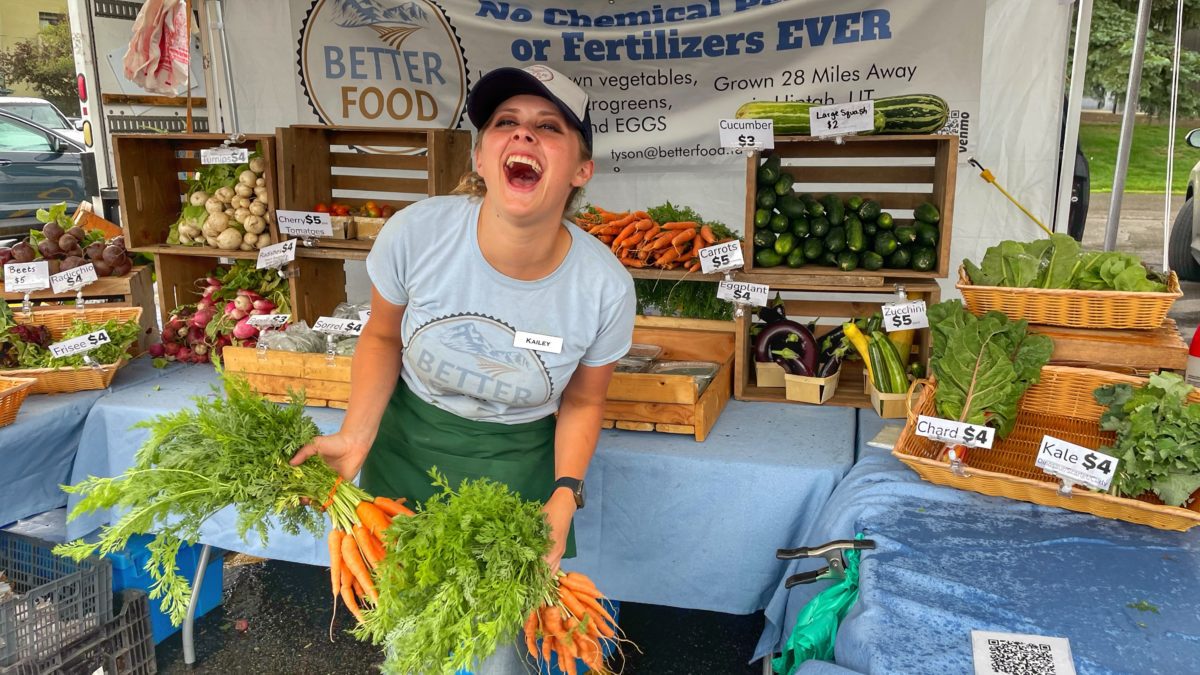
[971,630,1076,675]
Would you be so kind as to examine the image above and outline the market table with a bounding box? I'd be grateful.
[66,365,856,615]
[0,356,172,528]
[755,413,1200,674]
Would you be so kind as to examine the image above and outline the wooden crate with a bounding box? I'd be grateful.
[602,316,734,442]
[222,346,351,408]
[1029,318,1189,375]
[113,132,280,256]
[275,126,472,260]
[2,266,156,352]
[734,281,940,408]
[743,135,957,285]
[153,252,347,327]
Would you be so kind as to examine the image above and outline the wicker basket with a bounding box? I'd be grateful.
[0,307,142,394]
[0,376,36,427]
[956,266,1182,329]
[893,366,1200,531]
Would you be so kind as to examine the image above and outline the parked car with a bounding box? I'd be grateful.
[1170,130,1200,281]
[0,96,85,145]
[0,109,97,238]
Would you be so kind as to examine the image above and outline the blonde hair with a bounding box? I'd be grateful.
[451,121,592,216]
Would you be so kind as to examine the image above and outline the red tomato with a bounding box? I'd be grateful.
[314,203,330,213]
[366,204,382,218]
[380,204,396,218]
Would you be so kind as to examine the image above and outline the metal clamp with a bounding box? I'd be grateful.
[82,354,103,371]
[777,539,876,587]
[256,338,269,360]
[325,334,337,364]
[75,288,86,313]
[299,236,320,248]
[946,446,968,478]
[276,264,299,280]
[21,292,32,315]
[894,283,908,302]
[222,133,246,147]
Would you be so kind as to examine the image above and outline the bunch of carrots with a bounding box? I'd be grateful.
[325,492,414,626]
[575,207,735,272]
[524,571,628,675]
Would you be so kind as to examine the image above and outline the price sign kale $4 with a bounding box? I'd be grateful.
[1035,435,1119,491]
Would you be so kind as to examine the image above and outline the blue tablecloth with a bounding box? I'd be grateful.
[66,367,856,614]
[756,412,1200,674]
[0,356,171,527]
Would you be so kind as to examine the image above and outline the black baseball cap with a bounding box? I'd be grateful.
[467,65,593,151]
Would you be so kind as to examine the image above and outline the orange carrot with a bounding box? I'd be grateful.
[341,532,378,603]
[541,634,555,663]
[655,248,681,266]
[352,577,365,602]
[620,256,647,268]
[687,259,702,272]
[634,219,655,231]
[661,221,699,230]
[580,638,603,673]
[561,573,600,594]
[611,222,638,248]
[649,230,677,250]
[598,235,614,245]
[671,228,697,247]
[523,609,541,659]
[328,530,344,599]
[356,501,392,540]
[620,230,646,249]
[372,496,408,517]
[541,605,566,639]
[644,223,661,240]
[352,525,383,569]
[340,575,365,623]
[560,643,579,675]
[577,592,615,627]
[633,210,650,220]
[558,586,592,627]
[700,225,717,246]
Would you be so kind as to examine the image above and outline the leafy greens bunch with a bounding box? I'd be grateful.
[928,301,1053,438]
[964,233,1168,292]
[56,373,368,625]
[0,303,140,368]
[355,471,556,675]
[1094,372,1200,507]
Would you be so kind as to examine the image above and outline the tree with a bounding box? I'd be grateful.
[0,21,78,116]
[1083,0,1200,118]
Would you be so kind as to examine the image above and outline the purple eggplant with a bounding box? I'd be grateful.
[817,356,841,378]
[754,320,817,374]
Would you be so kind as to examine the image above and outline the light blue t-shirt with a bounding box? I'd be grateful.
[365,195,636,424]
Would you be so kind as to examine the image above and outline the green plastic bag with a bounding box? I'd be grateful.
[772,534,866,675]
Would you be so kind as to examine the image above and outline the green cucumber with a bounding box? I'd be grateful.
[912,246,937,272]
[774,232,798,256]
[757,190,777,210]
[876,212,894,230]
[810,217,831,238]
[756,248,784,268]
[888,246,912,269]
[803,238,824,260]
[861,251,884,271]
[822,194,845,226]
[769,213,790,233]
[774,173,796,195]
[914,201,941,224]
[790,217,810,238]
[916,223,939,247]
[786,247,806,268]
[845,195,864,211]
[858,200,881,222]
[758,155,781,185]
[837,251,860,272]
[824,227,846,253]
[754,209,771,229]
[874,232,898,257]
[753,229,777,250]
[846,216,865,253]
[778,194,807,219]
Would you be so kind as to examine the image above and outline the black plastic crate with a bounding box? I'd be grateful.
[0,532,113,668]
[0,590,155,675]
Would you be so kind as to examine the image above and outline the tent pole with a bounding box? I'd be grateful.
[1055,0,1094,234]
[1164,0,1185,269]
[1104,0,1153,252]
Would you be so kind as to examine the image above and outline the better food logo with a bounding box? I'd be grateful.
[298,0,467,130]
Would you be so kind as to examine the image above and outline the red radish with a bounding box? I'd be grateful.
[163,342,181,356]
[190,308,213,328]
[233,295,253,313]
[177,346,193,361]
[148,343,165,358]
[193,344,209,356]
[252,299,275,312]
[188,326,206,344]
[232,317,258,340]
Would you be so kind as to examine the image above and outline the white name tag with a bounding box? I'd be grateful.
[514,331,563,354]
[883,300,929,332]
[810,100,876,138]
[312,316,363,336]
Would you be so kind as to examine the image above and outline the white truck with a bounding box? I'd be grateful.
[66,0,239,217]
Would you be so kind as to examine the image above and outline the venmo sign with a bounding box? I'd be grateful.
[298,0,467,129]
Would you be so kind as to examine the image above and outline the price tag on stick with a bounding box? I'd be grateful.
[276,210,334,238]
[312,316,364,337]
[1035,435,1119,491]
[49,329,110,359]
[915,415,995,449]
[4,261,50,293]
[809,100,876,139]
[50,263,98,294]
[200,147,249,165]
[698,241,745,274]
[256,239,297,270]
[718,119,774,149]
[882,300,929,332]
[717,280,769,307]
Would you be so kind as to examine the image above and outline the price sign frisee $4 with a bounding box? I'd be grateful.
[49,329,110,359]
[1035,435,1120,491]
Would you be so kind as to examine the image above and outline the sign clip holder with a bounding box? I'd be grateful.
[21,292,32,315]
[276,264,300,280]
[75,288,86,314]
[776,539,877,587]
[82,353,103,371]
[325,334,337,364]
[946,446,969,477]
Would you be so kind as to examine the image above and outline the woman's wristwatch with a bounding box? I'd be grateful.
[554,477,586,509]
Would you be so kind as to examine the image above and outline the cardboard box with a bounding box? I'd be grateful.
[785,370,840,404]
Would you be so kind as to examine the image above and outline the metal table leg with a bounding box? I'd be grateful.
[182,544,213,666]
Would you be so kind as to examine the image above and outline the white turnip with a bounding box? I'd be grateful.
[205,197,224,214]
[249,202,266,217]
[238,170,257,187]
[234,208,250,224]
[243,215,266,234]
[243,232,259,246]
[249,157,266,174]
[255,177,266,187]
[235,183,253,198]
[253,186,269,201]
[189,191,209,207]
[216,228,243,250]
[179,233,194,246]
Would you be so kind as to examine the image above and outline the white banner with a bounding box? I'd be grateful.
[292,0,985,169]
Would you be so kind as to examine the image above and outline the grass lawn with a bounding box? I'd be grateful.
[1080,121,1197,194]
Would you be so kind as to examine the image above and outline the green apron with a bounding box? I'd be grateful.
[361,379,574,558]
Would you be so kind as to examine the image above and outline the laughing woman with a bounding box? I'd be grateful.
[290,65,635,673]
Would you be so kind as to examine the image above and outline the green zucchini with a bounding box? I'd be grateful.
[872,331,910,394]
[867,338,887,391]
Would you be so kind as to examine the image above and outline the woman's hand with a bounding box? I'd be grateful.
[289,432,371,481]
[542,488,578,574]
